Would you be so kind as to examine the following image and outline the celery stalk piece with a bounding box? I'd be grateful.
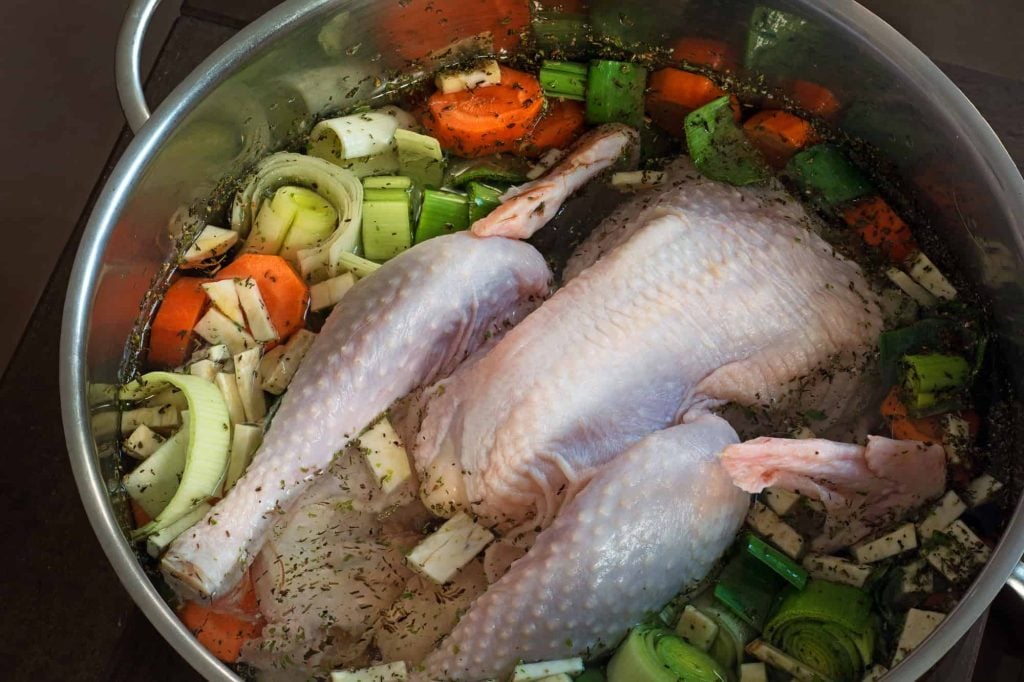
[540,60,589,100]
[278,188,339,263]
[395,128,445,190]
[685,96,771,186]
[416,189,470,244]
[362,189,413,261]
[309,111,399,161]
[585,59,647,127]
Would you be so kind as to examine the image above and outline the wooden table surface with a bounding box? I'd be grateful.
[5,2,1023,680]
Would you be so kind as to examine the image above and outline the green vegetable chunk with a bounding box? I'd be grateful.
[608,625,730,682]
[447,155,530,187]
[416,189,470,243]
[744,6,828,80]
[785,144,873,209]
[362,187,413,261]
[764,580,876,682]
[714,550,786,630]
[586,60,647,127]
[575,670,606,682]
[685,96,771,186]
[540,60,589,100]
[467,182,505,223]
[744,533,808,589]
[878,319,954,387]
[902,353,971,410]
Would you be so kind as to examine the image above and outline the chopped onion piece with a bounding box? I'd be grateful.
[407,512,494,584]
[181,225,238,267]
[310,112,400,161]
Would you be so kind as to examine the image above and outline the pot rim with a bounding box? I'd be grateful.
[59,1,1024,680]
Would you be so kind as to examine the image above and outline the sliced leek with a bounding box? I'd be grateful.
[608,625,729,682]
[309,111,400,162]
[395,128,445,189]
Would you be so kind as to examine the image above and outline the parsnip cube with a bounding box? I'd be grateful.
[802,554,872,588]
[923,520,991,583]
[123,424,166,460]
[201,279,245,327]
[194,308,257,356]
[407,512,494,584]
[851,523,917,563]
[224,424,263,492]
[310,272,356,311]
[763,487,801,516]
[330,661,407,682]
[917,491,966,540]
[182,225,238,266]
[511,658,584,682]
[233,348,267,422]
[746,501,805,559]
[234,277,279,342]
[260,329,317,395]
[964,474,1003,507]
[358,417,413,494]
[675,605,719,651]
[892,609,944,666]
[188,359,219,383]
[740,662,768,682]
[214,372,247,426]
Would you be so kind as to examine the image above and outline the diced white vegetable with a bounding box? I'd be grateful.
[802,555,872,588]
[892,609,944,666]
[234,277,279,342]
[330,661,408,682]
[310,272,357,311]
[791,426,817,440]
[851,523,917,563]
[120,405,180,434]
[862,663,889,682]
[181,225,239,266]
[897,559,934,598]
[234,348,267,422]
[745,640,821,682]
[917,491,966,540]
[436,59,501,93]
[194,308,257,356]
[146,502,210,558]
[407,512,494,584]
[511,658,584,682]
[123,424,166,460]
[964,473,1003,507]
[189,359,220,383]
[611,170,666,191]
[923,519,991,583]
[214,372,247,426]
[526,148,565,180]
[206,344,232,363]
[886,267,937,307]
[123,418,188,518]
[310,112,399,162]
[358,417,413,494]
[740,662,768,682]
[940,414,970,464]
[675,605,719,651]
[201,279,245,328]
[908,252,957,300]
[224,423,263,492]
[746,502,804,559]
[763,488,801,516]
[260,329,317,395]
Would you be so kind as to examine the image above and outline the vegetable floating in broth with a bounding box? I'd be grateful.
[103,4,1019,682]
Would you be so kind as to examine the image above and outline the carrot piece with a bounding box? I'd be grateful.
[422,66,545,157]
[217,255,309,341]
[520,99,586,157]
[842,196,918,264]
[129,499,151,528]
[148,277,210,368]
[671,37,737,71]
[645,68,739,136]
[742,110,819,168]
[791,80,841,118]
[179,601,263,663]
[881,386,942,442]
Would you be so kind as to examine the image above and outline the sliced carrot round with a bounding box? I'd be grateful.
[520,99,586,157]
[671,37,737,71]
[743,110,819,168]
[179,601,263,663]
[148,277,210,368]
[217,254,309,342]
[645,68,737,137]
[791,80,841,118]
[422,66,545,157]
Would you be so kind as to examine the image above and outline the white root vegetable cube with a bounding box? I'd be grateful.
[188,359,220,383]
[260,329,317,395]
[763,487,801,516]
[886,268,937,307]
[739,662,768,682]
[746,501,805,559]
[862,663,889,682]
[407,512,494,584]
[194,308,257,356]
[330,661,408,682]
[511,658,584,682]
[851,523,917,564]
[917,491,966,540]
[233,348,267,423]
[201,279,245,327]
[675,605,719,651]
[940,414,970,464]
[310,272,357,311]
[897,559,934,598]
[908,252,957,300]
[923,519,991,583]
[122,405,180,434]
[745,640,821,682]
[435,59,501,93]
[892,609,944,666]
[224,424,263,492]
[358,417,413,494]
[801,555,872,588]
[964,474,1003,507]
[181,225,238,266]
[214,372,247,426]
[611,170,666,191]
[234,277,279,342]
[123,424,166,460]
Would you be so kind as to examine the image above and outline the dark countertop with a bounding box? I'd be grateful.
[5,2,1023,680]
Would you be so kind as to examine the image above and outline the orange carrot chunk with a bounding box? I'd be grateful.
[179,601,263,663]
[742,110,819,168]
[791,80,841,118]
[422,66,545,157]
[217,254,309,342]
[148,277,210,368]
[881,386,942,442]
[520,99,586,157]
[645,68,738,136]
[671,37,737,71]
[842,196,918,264]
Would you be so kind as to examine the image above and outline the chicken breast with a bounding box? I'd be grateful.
[161,233,551,601]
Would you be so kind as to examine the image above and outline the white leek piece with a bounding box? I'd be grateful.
[435,59,501,93]
[117,373,231,539]
[892,610,944,666]
[851,523,917,563]
[233,348,266,423]
[908,252,957,300]
[189,359,219,383]
[801,555,872,588]
[917,491,966,540]
[124,424,166,460]
[181,225,238,267]
[234,277,279,343]
[746,502,804,559]
[886,268,937,307]
[745,640,821,682]
[310,272,356,311]
[310,111,400,161]
[124,418,188,518]
[245,186,339,263]
[964,473,1003,507]
[675,605,719,651]
[333,251,381,279]
[214,372,246,425]
[395,128,445,190]
[224,424,263,492]
[611,170,666,191]
[330,661,407,682]
[407,512,494,584]
[258,329,316,395]
[511,658,584,682]
[146,502,211,558]
[923,519,991,583]
[193,308,257,356]
[358,417,413,494]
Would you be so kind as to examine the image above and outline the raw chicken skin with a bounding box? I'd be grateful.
[416,165,882,531]
[161,233,550,601]
[420,415,749,681]
[720,436,946,551]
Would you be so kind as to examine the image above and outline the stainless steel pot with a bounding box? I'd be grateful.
[60,0,1024,679]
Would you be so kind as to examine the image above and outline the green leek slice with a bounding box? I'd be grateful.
[685,96,770,186]
[744,533,808,589]
[395,129,445,190]
[467,182,505,223]
[447,155,530,187]
[902,354,970,396]
[784,144,873,210]
[362,187,413,261]
[119,372,231,539]
[416,189,470,244]
[540,60,589,100]
[608,625,729,682]
[714,550,786,630]
[586,60,647,127]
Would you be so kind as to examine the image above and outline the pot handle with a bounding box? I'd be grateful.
[115,0,165,134]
